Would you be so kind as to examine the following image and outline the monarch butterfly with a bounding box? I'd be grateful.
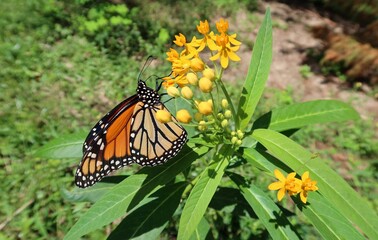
[75,62,188,188]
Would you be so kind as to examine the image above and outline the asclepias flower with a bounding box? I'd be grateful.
[210,33,241,69]
[299,171,319,203]
[268,169,302,201]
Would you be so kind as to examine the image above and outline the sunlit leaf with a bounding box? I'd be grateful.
[252,100,359,131]
[34,132,85,158]
[237,8,272,131]
[177,145,233,240]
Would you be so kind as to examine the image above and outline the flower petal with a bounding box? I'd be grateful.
[227,50,241,62]
[274,169,286,182]
[301,171,309,181]
[277,188,286,201]
[300,191,308,204]
[287,172,297,179]
[268,181,284,190]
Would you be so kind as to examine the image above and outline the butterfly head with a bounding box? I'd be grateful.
[137,80,160,105]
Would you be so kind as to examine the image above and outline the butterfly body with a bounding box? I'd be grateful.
[76,80,187,188]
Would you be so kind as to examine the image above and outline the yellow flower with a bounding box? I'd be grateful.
[216,18,229,33]
[167,86,180,97]
[156,110,172,123]
[197,20,210,35]
[299,171,318,204]
[196,20,217,51]
[209,33,241,68]
[202,68,215,81]
[173,33,199,57]
[186,72,198,85]
[268,169,302,201]
[172,56,192,76]
[190,57,205,72]
[166,48,179,62]
[176,109,192,123]
[162,77,176,89]
[198,77,213,93]
[174,74,189,88]
[198,101,213,115]
[181,86,193,99]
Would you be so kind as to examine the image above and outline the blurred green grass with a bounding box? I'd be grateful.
[0,0,376,239]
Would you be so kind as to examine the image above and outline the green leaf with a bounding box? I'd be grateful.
[189,217,212,240]
[293,193,365,240]
[229,172,300,240]
[34,132,85,158]
[64,146,208,240]
[62,176,127,203]
[177,145,233,240]
[242,148,290,173]
[108,182,187,240]
[252,100,360,131]
[237,8,272,131]
[252,129,378,239]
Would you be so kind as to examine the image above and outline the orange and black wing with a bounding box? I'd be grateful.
[129,102,187,166]
[75,95,139,188]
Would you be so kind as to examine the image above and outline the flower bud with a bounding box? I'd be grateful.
[176,109,192,123]
[231,136,238,144]
[198,120,207,131]
[156,110,172,123]
[221,99,228,108]
[198,101,213,115]
[203,68,215,81]
[236,139,242,146]
[186,72,198,85]
[224,110,232,119]
[181,86,193,100]
[231,131,236,136]
[207,99,213,107]
[237,130,244,139]
[221,119,228,127]
[190,58,205,72]
[167,86,180,97]
[198,77,213,93]
[217,113,224,120]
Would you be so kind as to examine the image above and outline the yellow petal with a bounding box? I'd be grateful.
[277,188,286,201]
[268,181,284,190]
[227,50,241,62]
[209,52,220,61]
[220,51,229,68]
[301,171,309,181]
[300,191,308,204]
[274,169,286,182]
[287,172,297,180]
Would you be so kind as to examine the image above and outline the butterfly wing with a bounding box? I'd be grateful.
[129,102,187,166]
[75,95,139,188]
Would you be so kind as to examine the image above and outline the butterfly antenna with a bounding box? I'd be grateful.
[138,56,156,83]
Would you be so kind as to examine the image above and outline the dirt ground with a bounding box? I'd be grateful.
[230,1,378,122]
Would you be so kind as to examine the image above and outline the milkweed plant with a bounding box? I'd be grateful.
[38,9,377,240]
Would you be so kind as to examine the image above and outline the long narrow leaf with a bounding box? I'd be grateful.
[64,146,208,240]
[252,129,378,239]
[237,9,272,131]
[34,132,85,158]
[108,182,187,240]
[252,100,359,131]
[229,172,301,240]
[292,192,365,240]
[177,145,233,240]
[189,217,212,240]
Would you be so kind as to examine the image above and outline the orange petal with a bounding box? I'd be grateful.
[300,191,307,203]
[228,50,241,62]
[287,172,297,179]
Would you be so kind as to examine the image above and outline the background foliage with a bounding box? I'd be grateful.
[0,0,377,239]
